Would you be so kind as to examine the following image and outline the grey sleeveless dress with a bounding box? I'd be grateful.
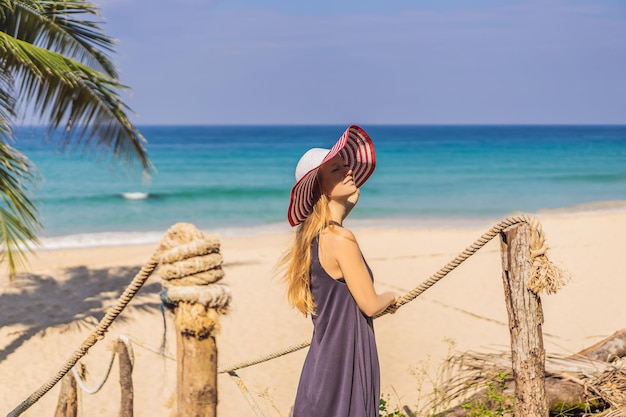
[292,235,380,417]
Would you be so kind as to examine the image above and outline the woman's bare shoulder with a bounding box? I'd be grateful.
[325,225,358,245]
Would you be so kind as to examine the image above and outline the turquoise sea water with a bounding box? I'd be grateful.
[13,125,626,248]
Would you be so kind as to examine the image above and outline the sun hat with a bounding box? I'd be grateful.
[287,125,376,227]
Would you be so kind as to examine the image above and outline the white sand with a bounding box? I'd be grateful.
[1,209,624,416]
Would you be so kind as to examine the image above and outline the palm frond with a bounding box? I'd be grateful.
[0,140,41,278]
[0,49,39,278]
[0,0,12,21]
[0,32,151,171]
[0,66,16,124]
[1,0,118,77]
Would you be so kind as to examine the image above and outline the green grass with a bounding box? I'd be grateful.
[459,372,514,417]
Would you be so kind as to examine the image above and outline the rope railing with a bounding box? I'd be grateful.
[71,334,135,395]
[6,254,160,417]
[218,213,567,375]
[7,213,566,417]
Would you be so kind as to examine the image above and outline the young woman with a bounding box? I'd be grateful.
[280,125,399,417]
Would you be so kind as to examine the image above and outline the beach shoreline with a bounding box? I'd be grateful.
[31,198,626,252]
[1,207,626,416]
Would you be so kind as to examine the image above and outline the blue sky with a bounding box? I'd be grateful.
[98,0,626,125]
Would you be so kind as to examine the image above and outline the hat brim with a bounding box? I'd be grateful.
[287,125,376,226]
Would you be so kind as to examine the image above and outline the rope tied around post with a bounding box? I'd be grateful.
[158,222,232,337]
[379,213,569,316]
[527,217,571,295]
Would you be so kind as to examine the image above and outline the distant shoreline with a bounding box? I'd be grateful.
[32,199,626,251]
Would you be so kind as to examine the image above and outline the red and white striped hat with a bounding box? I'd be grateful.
[287,125,376,227]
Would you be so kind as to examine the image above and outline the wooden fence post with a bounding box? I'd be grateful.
[53,373,78,417]
[116,338,134,417]
[499,223,549,417]
[175,303,220,416]
[158,223,231,417]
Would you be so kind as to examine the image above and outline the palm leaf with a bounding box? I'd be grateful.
[0,32,151,171]
[1,0,118,76]
[0,70,39,277]
[0,139,41,277]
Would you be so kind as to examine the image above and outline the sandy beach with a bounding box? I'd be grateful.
[1,208,625,416]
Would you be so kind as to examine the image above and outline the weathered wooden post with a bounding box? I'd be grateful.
[53,373,77,417]
[158,223,231,417]
[499,222,549,417]
[115,336,134,417]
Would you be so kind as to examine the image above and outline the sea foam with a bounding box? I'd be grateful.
[38,231,164,250]
[121,192,149,200]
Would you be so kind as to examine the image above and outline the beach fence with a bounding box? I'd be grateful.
[8,214,622,417]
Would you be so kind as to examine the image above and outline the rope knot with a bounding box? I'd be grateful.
[158,222,225,287]
[527,217,571,295]
[157,223,231,335]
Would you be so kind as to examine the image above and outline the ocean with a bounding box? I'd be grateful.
[13,125,626,249]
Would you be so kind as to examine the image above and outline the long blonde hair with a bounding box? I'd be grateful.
[278,187,332,316]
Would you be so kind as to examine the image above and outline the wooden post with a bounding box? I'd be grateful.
[53,373,77,417]
[116,338,134,417]
[157,223,231,417]
[175,302,219,416]
[500,223,549,417]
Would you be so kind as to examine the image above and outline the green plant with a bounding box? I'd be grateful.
[379,395,408,417]
[460,372,514,417]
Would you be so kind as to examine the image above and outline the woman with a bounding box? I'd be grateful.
[280,125,399,417]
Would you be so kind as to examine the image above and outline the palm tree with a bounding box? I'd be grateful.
[0,0,150,278]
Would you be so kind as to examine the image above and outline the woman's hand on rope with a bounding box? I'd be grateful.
[386,292,401,315]
[373,292,401,318]
[390,297,401,314]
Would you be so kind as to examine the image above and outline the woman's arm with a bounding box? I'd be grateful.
[329,229,398,317]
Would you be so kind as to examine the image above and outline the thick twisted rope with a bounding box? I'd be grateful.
[6,255,160,417]
[219,213,566,374]
[377,213,548,316]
